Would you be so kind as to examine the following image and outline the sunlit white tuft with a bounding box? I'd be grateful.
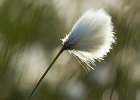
[27,9,116,99]
[62,9,115,72]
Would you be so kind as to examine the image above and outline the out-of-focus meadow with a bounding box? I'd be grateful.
[0,0,140,100]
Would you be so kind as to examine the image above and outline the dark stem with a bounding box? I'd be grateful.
[110,87,114,100]
[27,46,65,100]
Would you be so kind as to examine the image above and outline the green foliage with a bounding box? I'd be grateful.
[0,0,139,100]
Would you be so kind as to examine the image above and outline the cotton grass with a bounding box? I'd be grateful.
[28,9,115,100]
[62,9,115,71]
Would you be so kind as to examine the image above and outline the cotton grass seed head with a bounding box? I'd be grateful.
[62,9,115,71]
[28,9,116,100]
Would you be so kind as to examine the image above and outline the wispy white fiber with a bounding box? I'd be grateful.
[62,9,115,71]
[27,9,116,99]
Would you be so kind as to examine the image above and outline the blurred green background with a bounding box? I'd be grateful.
[0,0,140,100]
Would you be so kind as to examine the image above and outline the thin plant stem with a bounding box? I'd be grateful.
[110,87,114,100]
[27,46,65,100]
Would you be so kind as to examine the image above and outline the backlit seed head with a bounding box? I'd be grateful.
[62,9,115,72]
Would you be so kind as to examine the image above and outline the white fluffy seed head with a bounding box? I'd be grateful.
[61,9,115,71]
